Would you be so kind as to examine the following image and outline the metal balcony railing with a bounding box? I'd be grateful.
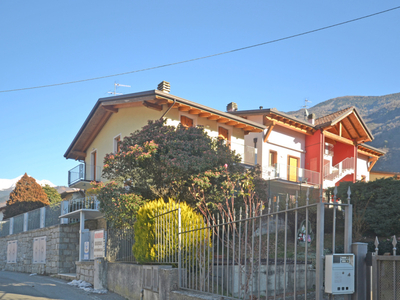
[324,157,354,182]
[262,163,320,186]
[68,163,102,186]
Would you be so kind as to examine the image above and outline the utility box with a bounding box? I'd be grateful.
[325,254,355,294]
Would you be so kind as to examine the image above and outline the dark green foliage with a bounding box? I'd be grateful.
[42,184,62,205]
[367,239,398,255]
[335,178,400,238]
[102,119,256,207]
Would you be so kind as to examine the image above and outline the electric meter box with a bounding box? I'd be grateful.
[325,254,355,294]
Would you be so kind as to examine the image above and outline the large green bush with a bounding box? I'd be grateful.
[133,199,210,264]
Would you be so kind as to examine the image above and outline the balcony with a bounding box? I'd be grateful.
[68,163,102,188]
[323,157,354,188]
[225,141,256,166]
[262,163,320,187]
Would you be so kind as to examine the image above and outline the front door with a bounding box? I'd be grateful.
[288,156,299,182]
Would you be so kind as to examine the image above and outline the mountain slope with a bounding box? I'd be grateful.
[287,92,400,172]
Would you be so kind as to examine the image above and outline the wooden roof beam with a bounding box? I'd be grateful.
[188,109,201,115]
[102,105,119,113]
[199,112,211,118]
[217,118,229,124]
[264,124,275,143]
[178,106,191,112]
[323,130,354,146]
[207,115,220,121]
[226,121,238,126]
[368,158,378,172]
[143,101,162,111]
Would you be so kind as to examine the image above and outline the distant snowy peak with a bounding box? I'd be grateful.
[0,175,56,191]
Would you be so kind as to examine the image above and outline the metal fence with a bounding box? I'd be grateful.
[151,187,352,300]
[106,227,136,263]
[370,236,400,300]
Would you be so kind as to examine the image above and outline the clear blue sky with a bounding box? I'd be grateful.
[1,1,399,186]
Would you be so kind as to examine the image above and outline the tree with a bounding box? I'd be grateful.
[335,178,400,238]
[5,173,50,219]
[101,119,245,206]
[42,184,62,205]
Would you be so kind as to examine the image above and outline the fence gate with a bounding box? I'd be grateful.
[154,188,353,300]
[370,237,400,300]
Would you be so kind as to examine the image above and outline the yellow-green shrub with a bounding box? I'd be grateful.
[133,199,210,264]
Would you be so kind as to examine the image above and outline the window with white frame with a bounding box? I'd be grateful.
[113,134,121,153]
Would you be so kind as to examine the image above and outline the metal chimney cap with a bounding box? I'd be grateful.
[227,102,238,112]
[157,81,171,93]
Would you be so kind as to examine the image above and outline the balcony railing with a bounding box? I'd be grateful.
[225,141,256,166]
[68,163,102,186]
[324,157,354,182]
[262,163,320,186]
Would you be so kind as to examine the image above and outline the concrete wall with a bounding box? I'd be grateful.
[0,223,79,274]
[76,261,94,284]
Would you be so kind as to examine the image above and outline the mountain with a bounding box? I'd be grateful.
[286,92,400,172]
[0,175,57,208]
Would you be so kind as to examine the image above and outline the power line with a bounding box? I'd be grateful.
[1,5,399,94]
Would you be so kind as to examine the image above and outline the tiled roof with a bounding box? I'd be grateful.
[314,106,354,127]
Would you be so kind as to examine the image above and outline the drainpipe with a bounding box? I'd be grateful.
[160,98,177,120]
[320,130,325,202]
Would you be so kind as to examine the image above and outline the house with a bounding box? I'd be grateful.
[228,104,385,199]
[369,170,400,181]
[64,82,266,189]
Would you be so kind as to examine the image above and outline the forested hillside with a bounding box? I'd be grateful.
[287,92,400,172]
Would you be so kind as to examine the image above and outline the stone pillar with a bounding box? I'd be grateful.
[94,258,107,290]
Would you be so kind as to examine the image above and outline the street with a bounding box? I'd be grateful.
[0,271,127,300]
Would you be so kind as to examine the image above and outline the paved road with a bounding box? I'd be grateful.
[0,271,127,300]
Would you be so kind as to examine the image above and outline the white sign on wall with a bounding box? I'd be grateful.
[93,230,105,258]
[7,240,17,263]
[33,236,46,264]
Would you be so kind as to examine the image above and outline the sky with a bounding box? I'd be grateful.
[0,1,399,186]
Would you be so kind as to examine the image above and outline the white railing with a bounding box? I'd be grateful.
[262,163,320,186]
[324,157,354,182]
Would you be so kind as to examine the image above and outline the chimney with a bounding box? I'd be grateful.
[157,81,170,93]
[308,113,316,125]
[227,102,238,112]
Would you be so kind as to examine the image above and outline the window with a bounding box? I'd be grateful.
[218,126,229,141]
[114,135,121,153]
[287,156,299,182]
[180,115,193,128]
[91,150,97,181]
[269,150,277,166]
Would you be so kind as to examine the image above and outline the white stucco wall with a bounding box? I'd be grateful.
[357,153,370,182]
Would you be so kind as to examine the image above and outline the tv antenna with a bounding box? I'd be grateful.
[302,98,311,120]
[303,98,311,109]
[108,83,131,96]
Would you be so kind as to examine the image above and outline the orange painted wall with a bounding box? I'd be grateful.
[333,142,357,182]
[332,142,354,165]
[305,131,323,172]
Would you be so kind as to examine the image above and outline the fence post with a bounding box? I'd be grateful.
[352,242,368,300]
[40,207,46,228]
[344,186,352,253]
[178,205,182,288]
[315,201,325,299]
[23,212,28,232]
[60,200,69,224]
[9,217,14,235]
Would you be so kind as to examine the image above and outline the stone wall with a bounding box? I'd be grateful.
[76,261,94,284]
[0,223,79,274]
